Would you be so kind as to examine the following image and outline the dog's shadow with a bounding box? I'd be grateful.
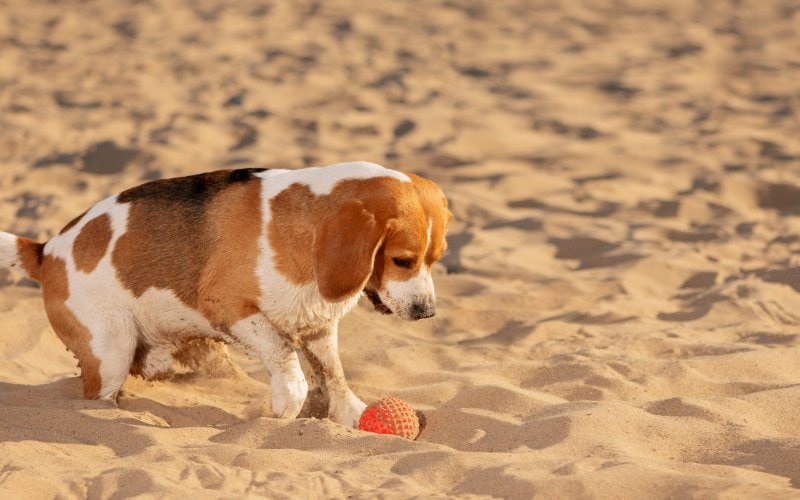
[0,336,336,456]
[0,378,178,457]
[0,377,241,457]
[0,369,332,439]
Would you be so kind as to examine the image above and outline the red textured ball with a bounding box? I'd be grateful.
[358,397,421,440]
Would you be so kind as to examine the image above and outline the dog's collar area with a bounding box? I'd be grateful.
[364,288,393,315]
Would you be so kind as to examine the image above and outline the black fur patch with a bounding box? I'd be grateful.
[117,168,267,205]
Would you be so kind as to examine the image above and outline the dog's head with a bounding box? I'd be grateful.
[314,174,451,320]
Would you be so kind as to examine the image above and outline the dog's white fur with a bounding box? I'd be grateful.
[0,162,450,428]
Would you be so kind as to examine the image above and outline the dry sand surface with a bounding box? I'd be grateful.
[1,0,800,498]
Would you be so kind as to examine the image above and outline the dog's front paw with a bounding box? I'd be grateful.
[271,373,308,419]
[329,391,367,428]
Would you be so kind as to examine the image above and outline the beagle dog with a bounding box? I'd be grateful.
[0,162,451,427]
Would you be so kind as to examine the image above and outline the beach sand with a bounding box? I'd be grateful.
[1,0,800,497]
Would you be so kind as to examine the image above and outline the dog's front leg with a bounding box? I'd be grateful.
[301,322,366,428]
[230,314,308,419]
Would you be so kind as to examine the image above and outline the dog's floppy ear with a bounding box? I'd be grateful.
[314,200,386,302]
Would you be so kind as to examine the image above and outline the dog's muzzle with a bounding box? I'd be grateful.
[409,300,436,320]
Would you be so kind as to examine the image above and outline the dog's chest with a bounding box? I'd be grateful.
[258,279,361,334]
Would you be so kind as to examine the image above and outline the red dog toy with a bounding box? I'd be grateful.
[358,397,421,440]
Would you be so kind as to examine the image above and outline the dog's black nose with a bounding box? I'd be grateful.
[410,302,436,320]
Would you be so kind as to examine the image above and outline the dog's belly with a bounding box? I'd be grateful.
[129,288,222,343]
[63,262,222,347]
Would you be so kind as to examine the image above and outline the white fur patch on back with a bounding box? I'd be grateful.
[256,161,410,196]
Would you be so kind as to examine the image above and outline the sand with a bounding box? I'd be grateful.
[1,0,800,498]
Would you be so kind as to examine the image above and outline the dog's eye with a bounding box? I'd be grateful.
[392,257,414,269]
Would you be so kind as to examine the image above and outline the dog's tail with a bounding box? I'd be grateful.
[0,232,44,282]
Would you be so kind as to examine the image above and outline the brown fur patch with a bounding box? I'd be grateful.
[72,214,112,274]
[268,184,318,284]
[268,175,450,301]
[112,169,263,329]
[16,237,44,282]
[113,191,212,307]
[40,255,102,398]
[198,179,263,327]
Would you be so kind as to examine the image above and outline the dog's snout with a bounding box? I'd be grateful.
[410,301,436,320]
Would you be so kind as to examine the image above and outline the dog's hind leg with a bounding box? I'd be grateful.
[87,313,139,401]
[43,302,137,400]
[40,256,136,400]
[45,305,105,399]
